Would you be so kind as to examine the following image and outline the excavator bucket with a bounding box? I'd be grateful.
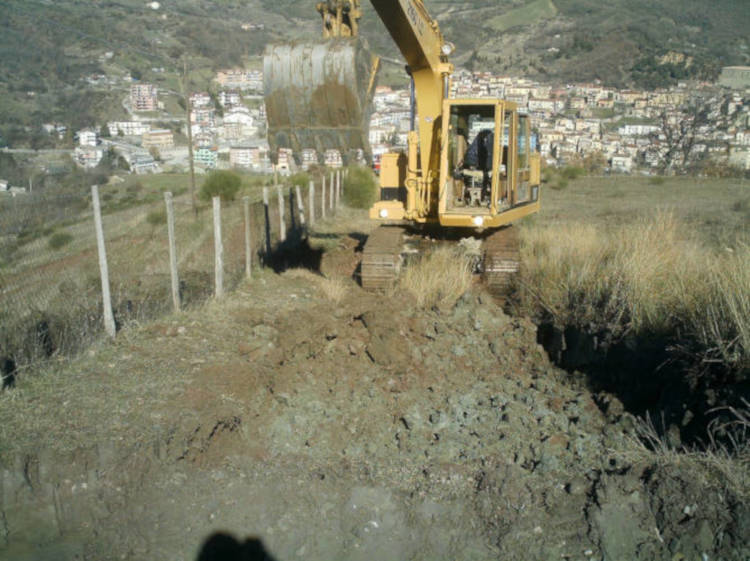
[263,1,378,164]
[263,38,379,163]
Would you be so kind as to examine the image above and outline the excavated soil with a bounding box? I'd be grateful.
[1,234,748,561]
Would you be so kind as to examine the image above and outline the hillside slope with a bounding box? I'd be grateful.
[1,0,748,145]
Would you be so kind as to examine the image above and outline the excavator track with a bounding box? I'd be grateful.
[361,226,405,290]
[482,226,520,298]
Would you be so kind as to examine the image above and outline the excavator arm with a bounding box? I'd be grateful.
[369,0,453,215]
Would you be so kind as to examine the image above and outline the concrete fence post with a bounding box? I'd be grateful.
[335,170,341,209]
[295,185,306,228]
[329,171,335,211]
[262,186,271,256]
[164,191,180,311]
[212,196,224,298]
[277,185,286,242]
[91,185,116,337]
[243,196,252,278]
[321,176,327,219]
[308,180,315,226]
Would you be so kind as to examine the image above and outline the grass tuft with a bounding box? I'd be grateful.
[47,232,73,250]
[396,245,474,308]
[283,268,349,303]
[621,400,750,501]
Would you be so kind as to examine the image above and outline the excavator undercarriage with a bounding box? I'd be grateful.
[361,225,521,298]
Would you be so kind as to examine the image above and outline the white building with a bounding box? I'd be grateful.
[218,90,241,108]
[323,149,343,168]
[190,92,212,108]
[611,154,633,173]
[130,83,158,111]
[618,124,659,137]
[223,107,256,138]
[108,121,150,136]
[78,129,98,147]
[276,148,294,175]
[300,148,318,170]
[229,146,254,168]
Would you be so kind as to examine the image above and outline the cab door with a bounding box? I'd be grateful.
[516,113,532,203]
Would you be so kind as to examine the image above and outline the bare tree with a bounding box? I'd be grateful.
[647,93,732,174]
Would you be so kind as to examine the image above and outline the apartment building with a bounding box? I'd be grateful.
[142,129,174,149]
[130,83,158,111]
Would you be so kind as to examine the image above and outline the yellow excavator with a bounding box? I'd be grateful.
[267,0,542,293]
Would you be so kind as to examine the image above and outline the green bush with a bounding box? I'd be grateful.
[541,168,555,184]
[48,232,73,250]
[126,181,144,194]
[731,197,749,214]
[551,178,568,190]
[199,170,241,202]
[343,166,378,209]
[146,209,167,226]
[648,175,666,185]
[561,166,585,180]
[289,172,310,188]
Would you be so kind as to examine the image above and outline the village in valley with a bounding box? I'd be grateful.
[1,62,748,196]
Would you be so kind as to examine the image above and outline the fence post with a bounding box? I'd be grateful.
[213,196,224,298]
[321,176,326,219]
[92,185,116,338]
[277,185,286,242]
[308,180,315,226]
[263,186,271,256]
[295,185,306,228]
[164,191,180,311]
[329,171,335,211]
[243,196,252,278]
[335,170,341,209]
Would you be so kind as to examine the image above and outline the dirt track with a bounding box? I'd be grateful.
[1,227,748,561]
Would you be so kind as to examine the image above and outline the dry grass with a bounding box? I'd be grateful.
[620,400,750,501]
[519,212,749,371]
[396,245,474,308]
[283,268,350,303]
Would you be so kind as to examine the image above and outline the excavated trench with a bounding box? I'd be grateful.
[535,320,749,449]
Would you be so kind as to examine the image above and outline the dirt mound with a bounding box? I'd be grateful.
[1,266,747,560]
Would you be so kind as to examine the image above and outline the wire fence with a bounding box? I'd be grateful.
[0,170,346,371]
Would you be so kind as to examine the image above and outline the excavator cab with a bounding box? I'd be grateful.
[438,100,540,227]
[371,99,540,229]
[443,103,498,210]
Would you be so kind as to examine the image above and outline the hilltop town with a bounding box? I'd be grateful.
[1,64,748,196]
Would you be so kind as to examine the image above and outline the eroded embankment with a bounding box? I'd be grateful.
[1,271,748,561]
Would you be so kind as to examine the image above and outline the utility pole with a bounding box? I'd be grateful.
[182,58,197,217]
